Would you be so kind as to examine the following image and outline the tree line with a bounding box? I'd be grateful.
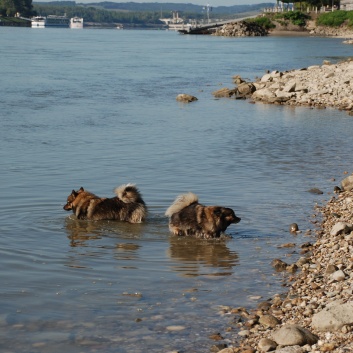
[0,0,33,16]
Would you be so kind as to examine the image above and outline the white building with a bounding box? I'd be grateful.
[340,0,353,10]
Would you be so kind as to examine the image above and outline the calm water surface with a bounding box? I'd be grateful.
[1,27,353,352]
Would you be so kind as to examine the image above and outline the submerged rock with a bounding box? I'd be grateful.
[176,94,198,103]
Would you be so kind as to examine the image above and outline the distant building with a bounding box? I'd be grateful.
[340,0,353,10]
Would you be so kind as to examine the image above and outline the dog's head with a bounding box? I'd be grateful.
[63,187,84,211]
[210,206,241,233]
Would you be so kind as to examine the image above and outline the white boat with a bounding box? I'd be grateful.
[70,17,83,29]
[159,11,195,31]
[46,15,70,27]
[31,16,45,28]
[31,15,70,28]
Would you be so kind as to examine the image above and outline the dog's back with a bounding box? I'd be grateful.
[64,184,147,223]
[165,192,198,217]
[88,194,146,223]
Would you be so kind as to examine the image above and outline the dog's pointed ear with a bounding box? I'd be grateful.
[71,189,76,194]
[79,187,84,192]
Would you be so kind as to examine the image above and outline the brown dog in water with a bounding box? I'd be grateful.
[165,192,240,239]
[63,184,147,223]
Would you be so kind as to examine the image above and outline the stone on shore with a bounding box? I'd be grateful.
[312,302,353,331]
[341,175,353,191]
[272,324,318,346]
[258,337,277,352]
[330,221,353,236]
[259,314,280,328]
[212,87,238,98]
[271,258,288,272]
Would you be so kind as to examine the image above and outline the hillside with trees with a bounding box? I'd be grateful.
[26,1,273,27]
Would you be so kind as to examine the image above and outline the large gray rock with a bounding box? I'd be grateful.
[341,175,353,191]
[237,82,256,96]
[272,324,318,346]
[212,87,237,98]
[312,301,353,331]
[252,88,276,100]
[330,221,353,236]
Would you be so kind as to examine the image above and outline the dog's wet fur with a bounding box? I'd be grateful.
[165,192,241,239]
[63,184,146,223]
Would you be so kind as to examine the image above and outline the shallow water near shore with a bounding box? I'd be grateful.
[1,27,353,352]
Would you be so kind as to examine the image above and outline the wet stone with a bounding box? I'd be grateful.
[271,259,288,272]
[289,223,299,233]
[258,337,277,352]
[166,325,186,331]
[259,314,280,328]
[210,343,228,352]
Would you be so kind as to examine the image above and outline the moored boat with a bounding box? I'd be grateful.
[31,16,46,28]
[70,17,83,29]
[46,15,69,27]
[31,15,70,28]
[159,11,196,31]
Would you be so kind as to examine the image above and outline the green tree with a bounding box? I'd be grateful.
[0,0,33,16]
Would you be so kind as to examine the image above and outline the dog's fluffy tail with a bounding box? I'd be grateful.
[165,192,198,217]
[114,183,145,204]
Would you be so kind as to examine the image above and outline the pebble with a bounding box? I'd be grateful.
[259,314,280,328]
[289,223,299,233]
[258,337,277,352]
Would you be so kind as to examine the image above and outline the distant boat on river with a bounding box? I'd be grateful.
[31,15,83,28]
[159,11,196,31]
[70,17,83,29]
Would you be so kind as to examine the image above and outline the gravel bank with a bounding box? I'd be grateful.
[251,59,353,113]
[213,175,353,353]
[213,59,353,115]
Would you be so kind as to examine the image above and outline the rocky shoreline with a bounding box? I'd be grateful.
[210,177,353,353]
[212,21,268,37]
[212,58,353,115]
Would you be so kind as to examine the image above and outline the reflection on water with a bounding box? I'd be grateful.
[64,216,146,247]
[65,216,238,277]
[64,216,103,247]
[168,236,239,277]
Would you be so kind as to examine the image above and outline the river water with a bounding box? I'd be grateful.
[1,27,353,353]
